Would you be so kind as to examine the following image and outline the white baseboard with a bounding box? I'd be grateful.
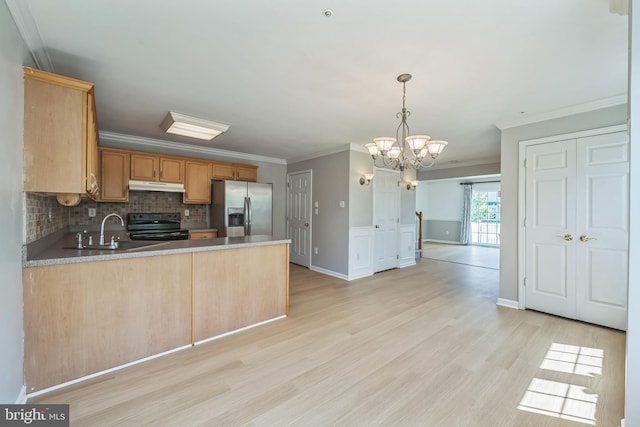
[27,343,193,399]
[496,298,519,309]
[423,239,462,245]
[15,386,27,404]
[310,265,348,281]
[398,260,416,268]
[194,315,286,346]
[347,271,373,281]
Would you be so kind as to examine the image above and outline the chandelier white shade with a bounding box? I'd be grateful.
[365,74,448,172]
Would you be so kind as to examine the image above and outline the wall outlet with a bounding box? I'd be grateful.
[184,209,190,217]
[88,208,96,217]
[314,247,318,255]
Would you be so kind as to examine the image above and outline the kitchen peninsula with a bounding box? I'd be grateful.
[22,235,289,394]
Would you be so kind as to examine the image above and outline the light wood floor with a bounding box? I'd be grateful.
[31,259,625,426]
[422,242,500,270]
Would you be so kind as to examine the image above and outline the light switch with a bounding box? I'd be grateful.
[339,201,345,208]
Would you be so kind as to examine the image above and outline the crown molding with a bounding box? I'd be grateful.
[99,131,287,165]
[5,0,54,72]
[286,143,354,164]
[495,94,628,130]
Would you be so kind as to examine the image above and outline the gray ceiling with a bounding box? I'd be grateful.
[9,0,628,167]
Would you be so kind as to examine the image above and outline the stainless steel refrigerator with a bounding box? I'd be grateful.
[210,180,273,237]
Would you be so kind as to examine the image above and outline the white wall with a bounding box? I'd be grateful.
[499,104,627,301]
[0,1,31,403]
[626,5,640,425]
[416,180,463,221]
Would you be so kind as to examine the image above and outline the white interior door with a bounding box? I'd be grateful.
[524,131,628,330]
[373,169,399,272]
[288,171,311,267]
[525,139,577,319]
[575,132,629,329]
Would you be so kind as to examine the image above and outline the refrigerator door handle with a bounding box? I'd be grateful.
[247,196,252,235]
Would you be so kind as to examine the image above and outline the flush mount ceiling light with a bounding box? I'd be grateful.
[365,74,448,175]
[160,112,229,141]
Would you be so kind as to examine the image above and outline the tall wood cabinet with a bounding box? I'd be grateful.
[99,148,130,202]
[23,67,99,205]
[184,160,212,204]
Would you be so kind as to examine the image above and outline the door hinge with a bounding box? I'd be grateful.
[523,277,527,287]
[524,159,527,168]
[524,218,527,227]
[397,218,400,223]
[397,254,399,260]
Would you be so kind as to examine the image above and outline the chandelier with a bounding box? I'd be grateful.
[365,74,448,173]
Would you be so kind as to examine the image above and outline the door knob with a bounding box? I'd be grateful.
[556,234,573,241]
[579,235,596,242]
[304,223,309,227]
[375,225,380,229]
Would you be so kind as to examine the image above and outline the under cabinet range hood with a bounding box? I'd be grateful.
[128,180,185,193]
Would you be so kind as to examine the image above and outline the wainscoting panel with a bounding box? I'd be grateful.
[399,224,416,268]
[348,226,374,280]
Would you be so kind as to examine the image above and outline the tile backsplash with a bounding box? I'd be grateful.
[24,193,69,243]
[25,191,209,243]
[70,192,208,226]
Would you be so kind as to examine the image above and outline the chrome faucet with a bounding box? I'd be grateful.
[99,213,125,246]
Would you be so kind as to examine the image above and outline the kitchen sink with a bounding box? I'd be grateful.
[64,241,170,251]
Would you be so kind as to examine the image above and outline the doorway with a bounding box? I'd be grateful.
[287,170,312,267]
[470,183,501,246]
[373,168,400,272]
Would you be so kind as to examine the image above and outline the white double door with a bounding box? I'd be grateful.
[524,131,629,330]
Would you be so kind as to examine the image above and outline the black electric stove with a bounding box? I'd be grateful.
[127,212,189,240]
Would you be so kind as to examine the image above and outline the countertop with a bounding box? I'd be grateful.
[23,234,290,267]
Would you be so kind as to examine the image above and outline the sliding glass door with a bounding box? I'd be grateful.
[471,184,501,246]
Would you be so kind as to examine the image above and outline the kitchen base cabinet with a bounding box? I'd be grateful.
[193,244,289,341]
[23,254,192,393]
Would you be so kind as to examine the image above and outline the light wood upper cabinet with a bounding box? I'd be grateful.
[211,162,236,180]
[130,153,158,181]
[23,67,100,202]
[99,148,130,202]
[235,164,258,182]
[211,162,258,182]
[130,153,184,183]
[159,157,184,183]
[184,160,212,204]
